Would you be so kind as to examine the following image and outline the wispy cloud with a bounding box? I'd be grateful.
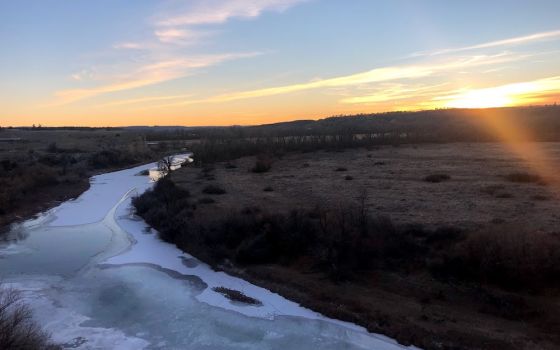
[54,0,309,106]
[136,0,306,48]
[154,28,215,46]
[100,94,194,107]
[157,0,309,26]
[340,83,449,105]
[155,52,525,107]
[53,52,261,106]
[70,69,96,81]
[112,42,146,50]
[114,0,308,50]
[55,2,557,117]
[413,29,560,57]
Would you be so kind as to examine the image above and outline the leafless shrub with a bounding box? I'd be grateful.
[251,154,273,173]
[198,197,216,204]
[532,194,550,201]
[504,172,542,184]
[495,192,514,199]
[481,184,505,195]
[424,174,451,183]
[434,228,560,290]
[202,184,226,195]
[0,285,60,349]
[46,142,59,153]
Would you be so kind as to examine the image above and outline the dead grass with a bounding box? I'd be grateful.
[139,142,560,350]
[198,197,216,204]
[434,227,560,290]
[202,184,226,195]
[424,174,451,183]
[251,154,273,173]
[169,143,560,233]
[504,172,543,184]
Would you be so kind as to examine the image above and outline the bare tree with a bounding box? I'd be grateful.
[0,285,60,349]
[157,155,175,177]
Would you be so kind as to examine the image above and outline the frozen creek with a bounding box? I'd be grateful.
[0,157,418,350]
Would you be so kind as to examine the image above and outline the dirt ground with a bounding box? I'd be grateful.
[168,142,560,350]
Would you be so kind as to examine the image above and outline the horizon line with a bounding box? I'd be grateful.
[2,104,558,129]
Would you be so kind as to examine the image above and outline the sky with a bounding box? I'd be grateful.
[1,0,560,127]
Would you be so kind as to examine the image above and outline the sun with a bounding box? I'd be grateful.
[441,78,560,109]
[445,89,514,109]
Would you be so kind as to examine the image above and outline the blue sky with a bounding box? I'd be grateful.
[1,0,560,126]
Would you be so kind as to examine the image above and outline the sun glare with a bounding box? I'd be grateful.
[440,77,560,109]
[446,90,513,108]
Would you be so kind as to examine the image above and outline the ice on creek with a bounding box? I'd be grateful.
[47,163,157,227]
[0,155,418,350]
[48,153,192,227]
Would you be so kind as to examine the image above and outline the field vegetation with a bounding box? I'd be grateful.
[133,140,560,350]
[0,127,184,230]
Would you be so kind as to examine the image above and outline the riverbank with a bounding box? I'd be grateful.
[2,157,415,349]
[0,128,185,231]
[135,142,560,350]
[0,179,89,232]
[0,160,157,232]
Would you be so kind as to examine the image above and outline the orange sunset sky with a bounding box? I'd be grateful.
[1,0,559,126]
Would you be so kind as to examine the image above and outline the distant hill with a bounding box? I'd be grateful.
[159,105,560,142]
[13,105,556,143]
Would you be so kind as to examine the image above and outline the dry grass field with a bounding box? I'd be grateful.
[146,142,560,350]
[176,142,560,232]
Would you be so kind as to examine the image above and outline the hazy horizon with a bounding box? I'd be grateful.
[2,104,558,129]
[1,0,560,127]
